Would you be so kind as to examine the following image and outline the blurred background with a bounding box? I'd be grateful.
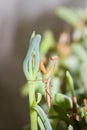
[0,0,87,130]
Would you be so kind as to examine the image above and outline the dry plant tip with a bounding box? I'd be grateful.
[50,56,58,61]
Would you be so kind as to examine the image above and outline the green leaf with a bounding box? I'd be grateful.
[23,32,41,80]
[78,107,87,124]
[83,27,87,39]
[21,80,45,97]
[85,112,87,123]
[72,30,82,41]
[38,116,45,130]
[50,78,61,104]
[53,93,72,118]
[63,55,79,73]
[77,107,85,118]
[72,44,87,62]
[68,125,73,130]
[56,7,84,27]
[80,61,87,86]
[40,31,55,56]
[78,107,87,123]
[66,71,74,96]
[33,105,52,130]
[36,93,42,104]
[55,93,72,111]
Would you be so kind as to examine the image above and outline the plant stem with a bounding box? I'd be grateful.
[28,81,38,130]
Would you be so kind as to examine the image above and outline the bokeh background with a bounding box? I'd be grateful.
[0,0,87,130]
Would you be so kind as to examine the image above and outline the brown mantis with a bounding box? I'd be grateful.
[40,56,58,108]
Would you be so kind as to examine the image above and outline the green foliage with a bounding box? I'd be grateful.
[23,32,41,80]
[68,125,73,130]
[38,116,45,130]
[22,7,87,130]
[56,7,84,27]
[66,71,74,96]
[40,31,55,56]
[53,93,72,118]
[33,105,52,130]
[55,93,72,110]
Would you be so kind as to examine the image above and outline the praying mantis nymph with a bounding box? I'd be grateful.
[40,56,58,108]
